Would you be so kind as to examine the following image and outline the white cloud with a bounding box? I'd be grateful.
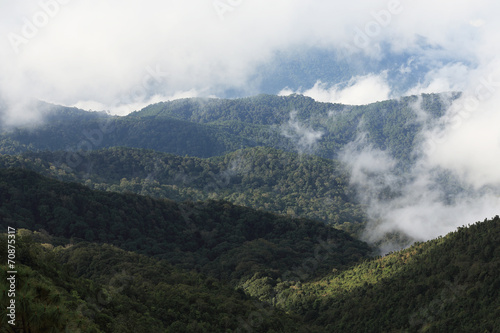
[404,63,470,96]
[73,90,201,116]
[424,61,500,189]
[0,0,497,122]
[338,56,500,250]
[280,111,324,154]
[280,73,391,105]
[340,136,500,252]
[470,19,486,27]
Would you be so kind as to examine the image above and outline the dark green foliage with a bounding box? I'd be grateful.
[2,203,498,332]
[128,93,459,161]
[0,105,112,155]
[127,94,335,125]
[2,92,497,332]
[0,146,366,232]
[0,233,308,332]
[0,233,101,332]
[0,168,371,284]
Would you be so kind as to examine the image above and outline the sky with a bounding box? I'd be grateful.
[1,0,500,246]
[0,0,496,119]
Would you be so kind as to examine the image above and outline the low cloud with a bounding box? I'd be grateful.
[280,111,324,154]
[404,63,470,96]
[1,0,497,124]
[73,90,201,116]
[340,134,500,253]
[280,73,391,105]
[424,61,500,189]
[333,8,500,250]
[0,99,44,128]
[340,60,500,252]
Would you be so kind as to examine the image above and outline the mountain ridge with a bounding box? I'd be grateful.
[0,93,459,163]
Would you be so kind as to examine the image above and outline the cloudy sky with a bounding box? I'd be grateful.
[1,0,496,118]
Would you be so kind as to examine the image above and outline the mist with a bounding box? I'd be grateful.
[280,111,324,155]
[341,139,499,251]
[339,60,500,252]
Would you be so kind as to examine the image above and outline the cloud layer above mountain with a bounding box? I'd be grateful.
[0,0,497,121]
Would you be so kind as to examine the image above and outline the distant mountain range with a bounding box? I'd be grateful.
[0,93,458,163]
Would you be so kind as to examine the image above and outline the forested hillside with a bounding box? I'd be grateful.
[0,233,308,332]
[1,0,495,330]
[273,216,500,332]
[0,168,370,284]
[0,147,365,232]
[129,93,457,161]
[2,92,498,332]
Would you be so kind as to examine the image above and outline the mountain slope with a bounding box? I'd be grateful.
[131,93,457,160]
[0,147,366,232]
[0,168,371,284]
[0,112,254,158]
[273,216,500,332]
[249,47,465,98]
[0,233,309,332]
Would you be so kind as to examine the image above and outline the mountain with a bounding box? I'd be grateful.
[3,92,497,332]
[130,93,457,161]
[0,92,467,250]
[233,216,500,332]
[234,47,468,98]
[0,92,460,237]
[0,109,242,158]
[0,167,372,331]
[0,93,458,163]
